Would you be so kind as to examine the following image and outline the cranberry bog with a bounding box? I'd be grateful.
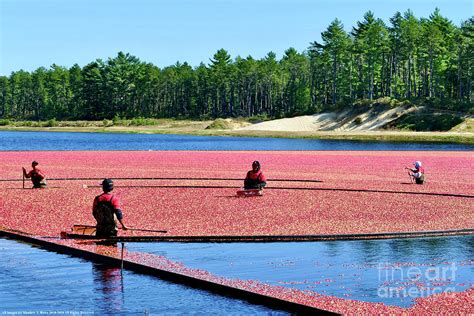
[1,150,473,314]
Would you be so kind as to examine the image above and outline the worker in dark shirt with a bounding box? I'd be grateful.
[93,178,127,237]
[244,161,267,190]
[22,161,47,188]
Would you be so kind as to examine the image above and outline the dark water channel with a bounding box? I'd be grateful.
[0,238,286,315]
[127,236,474,308]
[1,131,473,151]
[2,236,471,312]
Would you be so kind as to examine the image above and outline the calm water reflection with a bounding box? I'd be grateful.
[0,238,285,314]
[128,236,474,308]
[1,131,473,151]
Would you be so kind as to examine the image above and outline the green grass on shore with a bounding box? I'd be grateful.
[0,122,473,144]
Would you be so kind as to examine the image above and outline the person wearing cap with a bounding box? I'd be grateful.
[405,161,425,184]
[244,161,267,190]
[92,178,127,237]
[22,161,47,188]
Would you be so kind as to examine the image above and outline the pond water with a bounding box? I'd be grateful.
[0,131,472,151]
[0,238,286,315]
[127,235,474,308]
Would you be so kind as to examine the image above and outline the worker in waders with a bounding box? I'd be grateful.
[22,161,47,188]
[244,161,267,190]
[93,179,127,237]
[405,161,425,184]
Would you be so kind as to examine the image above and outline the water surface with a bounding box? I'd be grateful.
[127,236,474,308]
[1,131,472,151]
[0,238,286,315]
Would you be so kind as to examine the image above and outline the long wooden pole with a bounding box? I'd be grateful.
[73,224,167,233]
[124,227,167,233]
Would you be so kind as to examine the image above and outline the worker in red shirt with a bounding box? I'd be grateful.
[93,179,127,237]
[22,161,47,188]
[244,161,267,190]
[405,161,425,184]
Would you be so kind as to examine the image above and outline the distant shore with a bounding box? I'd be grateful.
[1,123,473,144]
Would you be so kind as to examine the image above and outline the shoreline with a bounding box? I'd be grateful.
[0,125,473,144]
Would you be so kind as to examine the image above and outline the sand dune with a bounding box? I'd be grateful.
[238,105,416,132]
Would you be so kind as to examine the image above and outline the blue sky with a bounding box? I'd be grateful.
[0,0,472,75]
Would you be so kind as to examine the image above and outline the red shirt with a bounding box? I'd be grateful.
[26,168,46,180]
[93,193,121,210]
[245,169,266,182]
[26,168,45,181]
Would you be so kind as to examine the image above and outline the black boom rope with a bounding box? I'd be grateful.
[60,228,474,242]
[0,176,323,183]
[109,184,474,199]
[2,180,473,199]
[2,228,473,243]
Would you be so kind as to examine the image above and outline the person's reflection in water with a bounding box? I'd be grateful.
[92,243,125,314]
[93,262,125,314]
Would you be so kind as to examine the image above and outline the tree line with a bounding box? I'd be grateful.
[0,9,472,121]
